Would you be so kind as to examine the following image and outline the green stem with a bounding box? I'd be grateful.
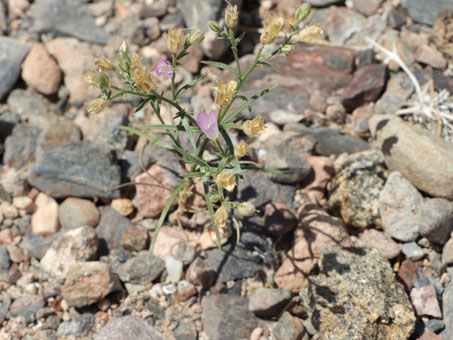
[171,54,176,101]
[230,28,242,77]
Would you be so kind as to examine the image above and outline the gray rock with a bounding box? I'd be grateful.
[401,242,424,261]
[248,288,292,317]
[300,246,416,340]
[204,241,262,283]
[379,171,423,242]
[273,311,305,340]
[0,293,11,324]
[28,142,121,198]
[3,124,42,168]
[31,0,108,44]
[201,294,258,340]
[159,12,184,31]
[0,244,9,270]
[116,252,165,285]
[173,322,198,340]
[0,39,31,100]
[57,314,94,337]
[321,6,367,44]
[369,114,453,200]
[307,0,343,6]
[0,1,6,34]
[58,197,99,230]
[7,89,52,122]
[419,198,453,245]
[265,135,313,184]
[443,269,453,339]
[96,315,165,340]
[22,231,63,260]
[402,0,453,26]
[386,8,406,29]
[374,72,414,114]
[413,276,444,296]
[327,150,386,229]
[96,206,133,255]
[425,319,445,333]
[284,125,370,156]
[10,294,46,324]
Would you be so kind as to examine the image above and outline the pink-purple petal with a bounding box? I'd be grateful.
[196,110,218,139]
[155,60,173,78]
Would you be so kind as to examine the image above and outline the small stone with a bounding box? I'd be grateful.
[397,259,423,290]
[152,226,194,260]
[341,64,387,112]
[57,313,94,337]
[116,252,165,285]
[264,202,298,236]
[321,6,367,44]
[419,198,453,245]
[173,321,198,340]
[62,262,122,308]
[170,241,196,265]
[111,198,134,216]
[176,280,197,301]
[96,315,165,340]
[402,242,425,261]
[96,206,133,253]
[12,196,33,211]
[0,39,31,100]
[379,172,423,242]
[402,0,453,26]
[352,0,382,16]
[248,288,292,318]
[58,197,99,230]
[417,330,444,340]
[186,257,216,289]
[6,244,23,263]
[410,284,442,318]
[0,229,13,245]
[3,124,42,168]
[300,156,334,204]
[40,226,98,279]
[165,256,183,283]
[386,8,406,29]
[0,201,18,219]
[31,193,60,236]
[442,238,453,265]
[0,245,10,270]
[10,294,45,323]
[121,225,149,252]
[414,44,447,69]
[357,229,401,259]
[21,42,62,95]
[273,312,305,340]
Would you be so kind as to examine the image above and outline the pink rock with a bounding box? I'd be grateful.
[301,156,334,205]
[417,329,444,340]
[357,229,401,259]
[45,38,96,104]
[274,199,352,292]
[152,226,197,259]
[135,163,178,218]
[31,193,60,236]
[352,0,383,16]
[21,42,62,95]
[410,285,442,318]
[442,237,453,265]
[0,229,13,245]
[414,44,447,69]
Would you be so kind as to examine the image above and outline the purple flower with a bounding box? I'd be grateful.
[196,110,219,139]
[155,60,173,78]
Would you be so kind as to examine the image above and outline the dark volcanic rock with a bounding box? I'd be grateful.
[300,246,416,340]
[28,142,121,198]
[402,0,453,26]
[31,0,108,44]
[341,64,387,112]
[57,314,94,337]
[3,124,42,168]
[96,206,133,255]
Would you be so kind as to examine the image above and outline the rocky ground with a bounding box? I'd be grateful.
[0,0,453,339]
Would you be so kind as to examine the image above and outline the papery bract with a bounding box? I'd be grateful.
[155,60,174,78]
[196,110,219,139]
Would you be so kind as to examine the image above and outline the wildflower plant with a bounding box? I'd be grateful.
[85,2,322,253]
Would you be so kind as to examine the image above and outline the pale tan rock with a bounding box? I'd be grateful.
[111,198,134,216]
[40,226,97,279]
[31,193,60,236]
[199,224,232,250]
[58,197,99,230]
[21,43,62,95]
[301,156,334,205]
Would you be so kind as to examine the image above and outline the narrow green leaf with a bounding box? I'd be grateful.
[175,76,203,100]
[257,61,283,75]
[119,126,173,150]
[180,171,205,178]
[202,177,222,248]
[240,165,289,174]
[134,96,154,113]
[135,124,180,131]
[149,181,186,254]
[201,60,238,77]
[181,117,197,152]
[220,128,243,179]
[223,84,280,124]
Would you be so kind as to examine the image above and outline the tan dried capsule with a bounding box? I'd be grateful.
[298,23,324,43]
[87,97,106,115]
[234,141,249,158]
[214,204,228,228]
[242,116,266,137]
[214,80,237,107]
[225,4,238,29]
[237,202,255,217]
[189,29,205,45]
[216,171,236,191]
[167,28,183,54]
[94,56,116,72]
[260,16,284,45]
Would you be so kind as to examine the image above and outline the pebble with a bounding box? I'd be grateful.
[352,0,382,16]
[263,202,298,236]
[111,198,134,216]
[273,311,305,340]
[40,226,98,279]
[248,288,292,318]
[10,294,46,324]
[28,142,121,198]
[116,252,165,285]
[379,171,423,242]
[357,229,401,260]
[58,197,100,230]
[62,261,122,308]
[0,201,18,220]
[410,284,442,318]
[31,193,60,236]
[121,225,149,251]
[186,257,216,289]
[442,238,453,265]
[402,242,425,261]
[419,198,453,245]
[96,206,133,253]
[374,71,414,114]
[21,42,62,95]
[0,38,30,100]
[300,156,334,204]
[369,114,453,200]
[176,280,197,301]
[165,256,183,283]
[3,123,42,169]
[22,231,63,260]
[6,244,24,263]
[414,44,447,69]
[96,315,165,340]
[401,0,453,26]
[173,321,198,340]
[321,6,367,44]
[0,244,10,270]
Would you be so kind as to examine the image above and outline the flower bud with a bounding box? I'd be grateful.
[167,28,183,55]
[234,141,249,158]
[216,171,236,191]
[225,4,238,29]
[118,50,131,73]
[295,2,311,23]
[260,16,284,45]
[84,70,97,86]
[214,204,228,228]
[210,194,221,204]
[208,20,222,33]
[119,41,129,54]
[189,29,205,45]
[94,56,116,72]
[237,202,255,217]
[281,44,293,56]
[87,97,106,115]
[298,23,323,43]
[95,72,110,90]
[242,116,266,138]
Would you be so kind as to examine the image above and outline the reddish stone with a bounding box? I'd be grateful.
[410,285,442,318]
[397,259,422,290]
[300,156,334,204]
[417,329,444,340]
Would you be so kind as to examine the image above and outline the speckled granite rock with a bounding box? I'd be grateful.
[300,246,416,340]
[327,150,386,229]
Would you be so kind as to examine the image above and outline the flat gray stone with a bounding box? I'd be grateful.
[0,39,31,99]
[402,0,453,26]
[31,0,108,44]
[96,315,164,340]
[116,252,165,285]
[57,314,94,337]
